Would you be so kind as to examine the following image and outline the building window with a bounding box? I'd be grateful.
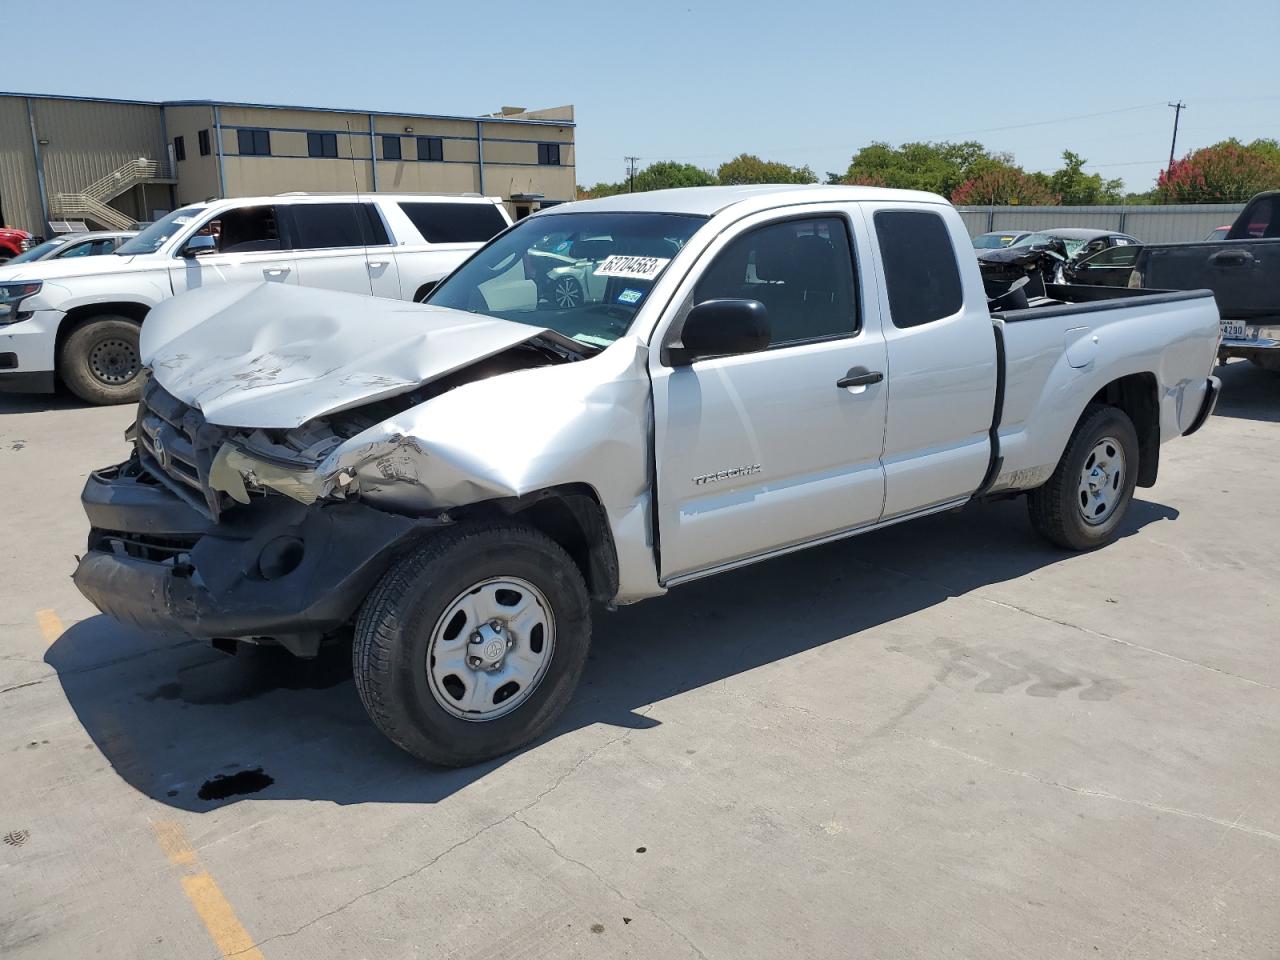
[417,136,443,162]
[537,143,561,166]
[198,129,211,156]
[307,132,339,159]
[173,136,186,162]
[381,135,402,160]
[237,129,271,157]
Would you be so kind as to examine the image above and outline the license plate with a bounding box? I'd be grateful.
[1220,320,1254,340]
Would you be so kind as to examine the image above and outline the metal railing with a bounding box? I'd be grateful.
[49,157,170,231]
[48,194,135,230]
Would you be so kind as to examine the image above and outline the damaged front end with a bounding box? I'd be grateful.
[978,240,1069,309]
[75,333,582,655]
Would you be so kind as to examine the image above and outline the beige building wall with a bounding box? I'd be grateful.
[165,104,220,206]
[31,97,167,201]
[0,97,40,233]
[0,95,575,232]
[217,105,576,210]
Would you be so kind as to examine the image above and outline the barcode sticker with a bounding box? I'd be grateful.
[594,255,670,280]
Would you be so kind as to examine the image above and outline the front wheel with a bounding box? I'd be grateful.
[60,315,145,405]
[352,521,592,766]
[1027,404,1139,551]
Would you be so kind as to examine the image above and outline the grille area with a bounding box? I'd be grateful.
[135,379,228,519]
[91,528,200,565]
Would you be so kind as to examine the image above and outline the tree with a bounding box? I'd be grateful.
[1049,150,1125,205]
[951,167,1060,206]
[580,161,718,198]
[716,153,817,185]
[633,161,718,192]
[1156,138,1280,203]
[828,140,1006,197]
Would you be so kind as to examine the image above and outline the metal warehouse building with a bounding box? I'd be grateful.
[0,92,576,237]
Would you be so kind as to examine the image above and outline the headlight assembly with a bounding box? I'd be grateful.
[0,281,42,323]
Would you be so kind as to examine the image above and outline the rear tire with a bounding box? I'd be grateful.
[59,316,145,405]
[352,521,592,766]
[1028,404,1139,551]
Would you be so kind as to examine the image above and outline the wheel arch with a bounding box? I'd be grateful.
[55,301,151,377]
[1089,371,1160,487]
[450,483,620,603]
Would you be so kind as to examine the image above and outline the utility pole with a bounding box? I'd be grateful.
[624,156,639,193]
[1167,101,1186,174]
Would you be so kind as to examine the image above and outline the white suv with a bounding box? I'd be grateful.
[0,193,511,404]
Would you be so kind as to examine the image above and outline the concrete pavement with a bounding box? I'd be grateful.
[1,360,1277,959]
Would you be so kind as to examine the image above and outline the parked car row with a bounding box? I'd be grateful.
[975,192,1280,372]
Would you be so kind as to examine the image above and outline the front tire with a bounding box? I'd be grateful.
[59,316,144,405]
[353,521,592,766]
[1028,404,1139,551]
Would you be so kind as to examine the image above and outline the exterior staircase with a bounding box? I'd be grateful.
[49,158,169,230]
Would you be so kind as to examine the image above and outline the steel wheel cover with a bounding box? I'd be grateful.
[1078,436,1125,525]
[426,576,555,721]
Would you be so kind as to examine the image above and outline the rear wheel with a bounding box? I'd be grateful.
[60,315,144,405]
[352,521,591,766]
[1028,404,1139,551]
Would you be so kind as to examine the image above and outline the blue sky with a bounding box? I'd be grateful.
[7,0,1278,193]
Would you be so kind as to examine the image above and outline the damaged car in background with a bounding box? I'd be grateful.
[74,186,1220,767]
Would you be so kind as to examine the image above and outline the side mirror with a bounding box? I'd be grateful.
[182,234,217,258]
[665,299,770,367]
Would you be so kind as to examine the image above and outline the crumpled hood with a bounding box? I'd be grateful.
[141,283,548,429]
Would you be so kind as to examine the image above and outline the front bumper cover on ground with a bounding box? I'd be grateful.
[73,461,446,655]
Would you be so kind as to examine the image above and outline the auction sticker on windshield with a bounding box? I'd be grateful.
[595,255,670,280]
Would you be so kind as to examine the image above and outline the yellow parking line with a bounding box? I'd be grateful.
[35,609,63,645]
[152,821,264,960]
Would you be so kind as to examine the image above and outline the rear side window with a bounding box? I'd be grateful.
[874,210,963,328]
[398,202,507,243]
[1229,195,1278,240]
[289,203,389,249]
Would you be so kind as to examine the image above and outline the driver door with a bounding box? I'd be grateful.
[650,209,888,582]
[169,204,299,293]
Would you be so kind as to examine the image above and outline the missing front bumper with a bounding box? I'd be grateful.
[74,462,447,654]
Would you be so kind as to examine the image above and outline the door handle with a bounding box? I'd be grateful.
[367,260,387,269]
[263,266,291,278]
[837,367,884,389]
[1209,250,1254,267]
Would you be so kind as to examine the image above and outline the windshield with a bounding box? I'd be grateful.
[6,237,69,264]
[973,233,1020,249]
[116,207,206,255]
[1013,231,1094,257]
[427,212,707,349]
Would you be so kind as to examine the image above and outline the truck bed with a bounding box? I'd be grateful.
[989,286,1219,494]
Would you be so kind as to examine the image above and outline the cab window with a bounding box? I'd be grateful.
[695,216,858,345]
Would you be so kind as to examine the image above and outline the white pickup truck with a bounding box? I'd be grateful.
[71,185,1221,766]
[0,192,510,404]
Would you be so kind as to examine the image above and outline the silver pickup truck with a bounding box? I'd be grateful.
[72,185,1221,766]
